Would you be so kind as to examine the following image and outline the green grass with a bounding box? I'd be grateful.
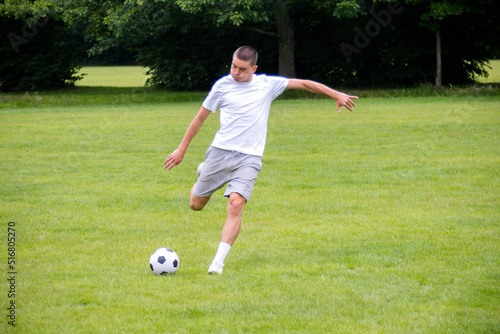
[1,84,499,109]
[1,87,499,333]
[477,59,500,83]
[74,61,500,87]
[76,66,151,87]
[1,65,500,332]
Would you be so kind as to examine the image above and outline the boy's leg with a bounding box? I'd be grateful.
[221,192,246,245]
[208,192,246,275]
[204,151,261,274]
[190,184,211,211]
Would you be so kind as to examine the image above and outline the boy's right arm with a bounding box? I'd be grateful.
[164,106,212,170]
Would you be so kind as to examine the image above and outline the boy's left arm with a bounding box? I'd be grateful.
[286,78,358,113]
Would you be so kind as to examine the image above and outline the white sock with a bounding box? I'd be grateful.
[213,242,231,264]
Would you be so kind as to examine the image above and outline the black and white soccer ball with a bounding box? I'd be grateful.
[149,248,179,275]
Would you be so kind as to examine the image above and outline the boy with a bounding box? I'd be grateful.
[164,46,357,274]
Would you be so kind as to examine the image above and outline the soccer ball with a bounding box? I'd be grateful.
[197,162,205,177]
[149,248,179,275]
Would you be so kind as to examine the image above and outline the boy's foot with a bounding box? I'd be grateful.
[208,261,224,275]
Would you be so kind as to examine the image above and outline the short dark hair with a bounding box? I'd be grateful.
[234,46,258,66]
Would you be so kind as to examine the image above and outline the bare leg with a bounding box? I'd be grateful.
[190,183,211,211]
[207,192,246,274]
[221,192,246,245]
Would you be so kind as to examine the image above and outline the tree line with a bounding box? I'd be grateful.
[1,0,498,92]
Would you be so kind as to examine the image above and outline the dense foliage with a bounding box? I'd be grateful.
[0,16,81,91]
[295,0,498,87]
[88,0,500,89]
[0,0,498,91]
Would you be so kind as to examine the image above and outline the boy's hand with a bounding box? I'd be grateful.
[164,149,185,170]
[336,94,358,113]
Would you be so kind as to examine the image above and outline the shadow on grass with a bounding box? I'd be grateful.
[0,86,208,108]
[1,83,499,109]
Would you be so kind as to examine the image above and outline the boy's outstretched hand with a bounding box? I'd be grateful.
[164,149,185,170]
[336,93,358,113]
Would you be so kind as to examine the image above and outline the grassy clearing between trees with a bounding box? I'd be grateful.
[76,59,499,86]
[1,69,499,333]
[478,59,500,83]
[0,62,498,108]
[76,66,152,87]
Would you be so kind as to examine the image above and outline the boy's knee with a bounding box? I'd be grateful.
[190,203,202,211]
[190,195,209,211]
[229,194,245,207]
[227,193,246,214]
[190,199,203,211]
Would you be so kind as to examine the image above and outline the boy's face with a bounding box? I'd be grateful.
[230,55,257,83]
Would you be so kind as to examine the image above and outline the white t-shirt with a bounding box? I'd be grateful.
[202,74,289,157]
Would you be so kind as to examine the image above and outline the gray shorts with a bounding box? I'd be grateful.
[192,146,262,202]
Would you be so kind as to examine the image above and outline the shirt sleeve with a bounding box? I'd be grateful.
[269,76,290,100]
[202,80,223,113]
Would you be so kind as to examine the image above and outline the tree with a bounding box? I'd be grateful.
[412,0,468,87]
[175,0,363,78]
[397,0,499,87]
[84,0,265,90]
[4,0,494,91]
[0,0,88,91]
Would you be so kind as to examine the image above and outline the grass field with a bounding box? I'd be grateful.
[478,59,500,83]
[76,66,152,87]
[1,68,499,333]
[74,59,499,88]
